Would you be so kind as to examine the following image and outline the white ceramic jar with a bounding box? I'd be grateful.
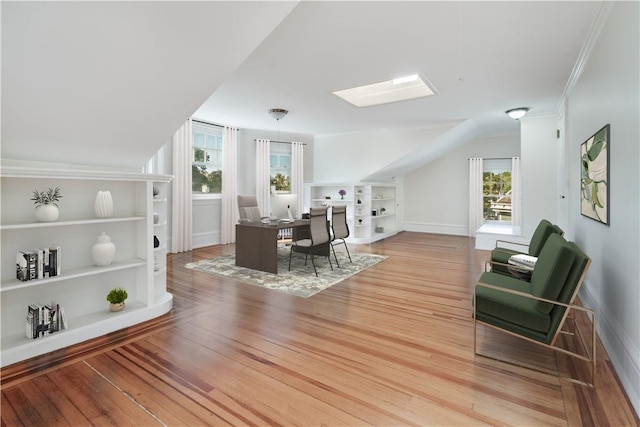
[91,232,116,266]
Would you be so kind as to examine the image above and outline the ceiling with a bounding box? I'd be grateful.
[2,1,604,169]
[195,1,604,137]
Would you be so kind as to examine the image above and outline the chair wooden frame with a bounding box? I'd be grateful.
[473,258,596,388]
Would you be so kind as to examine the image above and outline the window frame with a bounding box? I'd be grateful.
[191,121,223,198]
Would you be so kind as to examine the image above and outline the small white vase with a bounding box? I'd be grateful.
[153,212,159,224]
[35,204,59,222]
[92,232,116,266]
[95,191,113,218]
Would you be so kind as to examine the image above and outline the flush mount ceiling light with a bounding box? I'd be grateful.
[505,107,530,120]
[332,74,437,108]
[268,108,288,121]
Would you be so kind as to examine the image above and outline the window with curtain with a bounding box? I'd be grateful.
[192,121,223,194]
[483,159,512,222]
[270,142,291,193]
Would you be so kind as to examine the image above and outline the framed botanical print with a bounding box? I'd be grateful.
[580,124,609,225]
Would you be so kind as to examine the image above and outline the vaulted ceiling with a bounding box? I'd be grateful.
[2,1,603,169]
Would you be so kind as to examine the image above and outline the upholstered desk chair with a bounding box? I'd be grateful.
[237,195,263,222]
[330,205,352,267]
[289,206,333,276]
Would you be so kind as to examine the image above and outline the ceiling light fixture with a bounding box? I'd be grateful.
[505,107,530,120]
[268,108,288,121]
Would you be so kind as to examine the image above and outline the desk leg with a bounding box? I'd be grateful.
[236,225,279,274]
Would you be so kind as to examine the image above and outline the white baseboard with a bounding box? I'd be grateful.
[403,222,468,236]
[580,282,640,418]
[193,231,220,249]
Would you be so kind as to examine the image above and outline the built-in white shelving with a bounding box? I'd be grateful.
[0,166,173,367]
[306,182,398,243]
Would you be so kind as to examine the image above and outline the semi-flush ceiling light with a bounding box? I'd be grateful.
[333,74,437,108]
[268,108,288,121]
[505,107,530,120]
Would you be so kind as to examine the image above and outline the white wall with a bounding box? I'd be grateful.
[566,1,639,415]
[404,134,520,236]
[520,114,559,237]
[313,124,457,183]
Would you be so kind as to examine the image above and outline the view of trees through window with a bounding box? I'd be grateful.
[483,170,512,222]
[270,142,291,193]
[192,122,222,193]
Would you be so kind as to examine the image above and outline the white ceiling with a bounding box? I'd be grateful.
[2,1,604,169]
[196,1,604,137]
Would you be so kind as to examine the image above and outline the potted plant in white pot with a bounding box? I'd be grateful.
[106,287,128,312]
[31,187,62,222]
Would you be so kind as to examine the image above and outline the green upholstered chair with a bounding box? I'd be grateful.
[490,219,563,276]
[474,233,595,387]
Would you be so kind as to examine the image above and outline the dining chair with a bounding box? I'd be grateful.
[330,205,352,267]
[288,206,332,276]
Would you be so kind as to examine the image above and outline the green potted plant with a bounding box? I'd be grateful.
[106,287,128,312]
[31,187,62,222]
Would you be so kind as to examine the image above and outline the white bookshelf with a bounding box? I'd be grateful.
[306,182,398,244]
[0,166,173,367]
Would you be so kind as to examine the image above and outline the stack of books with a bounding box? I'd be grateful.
[26,302,67,339]
[16,245,61,281]
[508,254,537,271]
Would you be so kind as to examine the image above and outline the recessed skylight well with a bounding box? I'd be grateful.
[333,74,437,108]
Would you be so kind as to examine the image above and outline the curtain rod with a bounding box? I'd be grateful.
[192,118,239,130]
[255,139,307,145]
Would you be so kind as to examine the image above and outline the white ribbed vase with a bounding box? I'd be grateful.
[92,232,115,266]
[95,191,113,218]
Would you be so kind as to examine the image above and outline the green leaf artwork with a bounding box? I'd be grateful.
[580,124,609,224]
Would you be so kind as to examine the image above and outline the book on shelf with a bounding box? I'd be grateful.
[15,245,61,282]
[25,302,65,339]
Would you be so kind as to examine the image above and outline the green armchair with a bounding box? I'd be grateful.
[490,219,563,277]
[474,233,595,387]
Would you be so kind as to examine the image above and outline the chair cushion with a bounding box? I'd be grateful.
[531,234,575,314]
[528,219,558,256]
[240,206,262,222]
[490,247,521,275]
[476,272,550,333]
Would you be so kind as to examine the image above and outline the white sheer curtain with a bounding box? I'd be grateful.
[511,156,522,229]
[468,157,484,237]
[256,139,271,216]
[171,119,193,253]
[220,126,238,244]
[291,142,304,218]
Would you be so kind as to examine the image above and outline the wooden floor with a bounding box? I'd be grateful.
[2,232,638,426]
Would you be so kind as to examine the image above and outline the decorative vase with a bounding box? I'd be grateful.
[35,204,59,222]
[92,232,116,266]
[95,191,113,218]
[109,302,125,312]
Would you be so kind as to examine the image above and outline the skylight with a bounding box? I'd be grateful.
[332,74,437,108]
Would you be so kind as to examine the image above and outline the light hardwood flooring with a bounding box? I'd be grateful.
[2,232,638,426]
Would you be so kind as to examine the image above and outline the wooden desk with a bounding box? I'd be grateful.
[236,220,312,274]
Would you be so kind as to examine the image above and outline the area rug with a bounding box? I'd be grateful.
[184,247,387,298]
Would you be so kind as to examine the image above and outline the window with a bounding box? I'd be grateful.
[270,142,291,193]
[483,159,512,222]
[192,121,222,194]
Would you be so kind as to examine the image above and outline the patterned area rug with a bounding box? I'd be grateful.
[185,247,387,298]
